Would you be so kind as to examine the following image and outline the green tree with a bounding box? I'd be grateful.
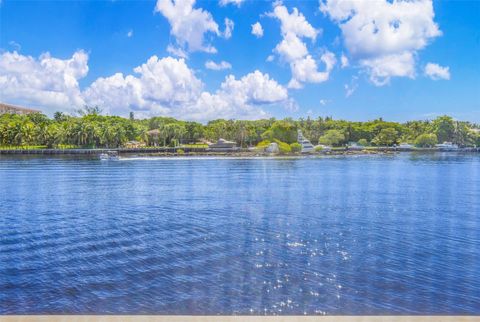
[290,142,302,153]
[431,115,454,143]
[274,139,292,154]
[414,133,437,147]
[372,128,398,146]
[358,138,368,146]
[318,129,345,146]
[261,121,297,144]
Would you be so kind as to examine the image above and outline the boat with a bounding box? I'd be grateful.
[99,151,119,160]
[297,130,315,153]
[398,143,414,150]
[314,144,332,152]
[347,142,364,151]
[435,142,459,151]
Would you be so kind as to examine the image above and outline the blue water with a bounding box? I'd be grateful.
[0,153,479,314]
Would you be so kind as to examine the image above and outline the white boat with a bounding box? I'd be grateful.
[347,142,364,150]
[100,151,119,160]
[297,130,315,153]
[435,142,459,151]
[314,144,332,152]
[398,143,414,150]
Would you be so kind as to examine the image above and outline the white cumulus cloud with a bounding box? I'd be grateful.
[205,60,232,70]
[223,18,234,39]
[219,0,244,7]
[155,0,220,54]
[0,50,88,114]
[270,3,334,89]
[424,62,450,80]
[320,0,442,85]
[251,22,264,38]
[1,50,293,121]
[340,53,349,68]
[83,56,203,116]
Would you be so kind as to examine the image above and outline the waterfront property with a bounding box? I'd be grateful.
[207,138,238,151]
[297,130,315,153]
[0,102,40,115]
[435,142,459,151]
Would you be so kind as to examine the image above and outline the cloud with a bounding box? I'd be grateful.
[126,29,133,38]
[173,70,289,120]
[8,41,21,51]
[340,53,348,68]
[266,55,275,62]
[223,18,234,39]
[155,0,220,53]
[0,50,88,114]
[288,52,336,89]
[251,22,264,38]
[1,49,293,121]
[83,56,203,116]
[166,45,188,58]
[219,0,244,7]
[270,3,334,88]
[220,70,288,105]
[345,75,359,97]
[424,62,450,80]
[84,55,290,120]
[361,52,415,86]
[320,0,441,85]
[88,62,289,120]
[270,4,319,40]
[205,60,232,70]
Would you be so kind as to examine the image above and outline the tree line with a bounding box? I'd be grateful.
[1,108,479,149]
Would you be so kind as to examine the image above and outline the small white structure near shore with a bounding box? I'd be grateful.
[436,142,459,151]
[398,143,414,150]
[265,142,279,153]
[297,130,315,153]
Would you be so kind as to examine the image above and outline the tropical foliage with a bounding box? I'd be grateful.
[1,108,479,149]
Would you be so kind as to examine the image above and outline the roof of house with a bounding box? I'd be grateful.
[146,129,161,135]
[0,102,41,115]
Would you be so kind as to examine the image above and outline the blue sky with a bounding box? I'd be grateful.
[0,0,479,122]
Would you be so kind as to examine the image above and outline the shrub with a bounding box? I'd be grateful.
[358,139,368,146]
[318,129,345,146]
[261,121,297,144]
[290,142,302,153]
[176,149,185,155]
[414,133,437,147]
[372,128,398,146]
[274,139,291,154]
[314,145,324,152]
[256,140,271,150]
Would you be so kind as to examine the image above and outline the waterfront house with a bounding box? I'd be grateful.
[124,140,146,148]
[208,138,238,151]
[146,129,160,146]
[0,102,41,115]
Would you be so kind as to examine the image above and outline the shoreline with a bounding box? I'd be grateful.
[0,147,478,158]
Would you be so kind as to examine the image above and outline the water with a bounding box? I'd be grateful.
[1,153,479,314]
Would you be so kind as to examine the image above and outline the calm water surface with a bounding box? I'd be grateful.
[1,153,479,314]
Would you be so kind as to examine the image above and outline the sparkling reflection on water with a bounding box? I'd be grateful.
[0,153,479,314]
